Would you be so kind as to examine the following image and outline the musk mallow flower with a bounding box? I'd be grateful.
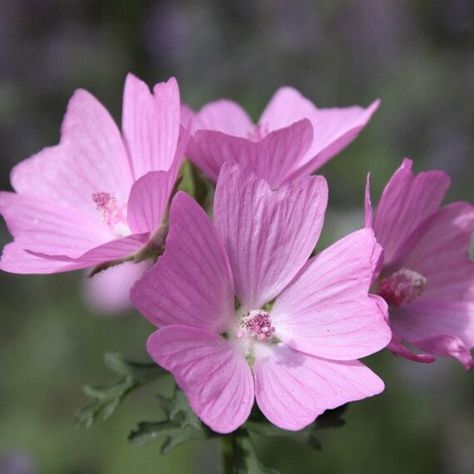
[366,158,474,369]
[0,74,187,274]
[131,162,391,434]
[184,87,379,188]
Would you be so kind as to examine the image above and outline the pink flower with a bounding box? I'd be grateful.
[131,163,391,434]
[184,88,379,188]
[0,74,187,274]
[366,158,474,369]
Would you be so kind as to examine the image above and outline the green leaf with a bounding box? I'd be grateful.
[234,431,280,474]
[75,352,165,428]
[128,389,215,454]
[245,405,347,451]
[244,421,322,450]
[129,419,210,454]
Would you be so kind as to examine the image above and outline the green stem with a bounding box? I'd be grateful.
[222,434,234,474]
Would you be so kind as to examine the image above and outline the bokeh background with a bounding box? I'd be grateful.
[0,1,473,473]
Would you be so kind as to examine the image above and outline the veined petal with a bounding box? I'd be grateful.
[153,77,182,170]
[372,158,451,266]
[0,191,112,259]
[122,75,181,177]
[187,120,313,188]
[401,202,474,298]
[413,335,473,370]
[127,171,173,234]
[0,244,79,274]
[131,192,235,332]
[214,162,328,309]
[12,233,148,273]
[272,229,391,360]
[259,86,318,132]
[147,325,254,434]
[11,89,133,216]
[260,86,380,175]
[254,343,384,431]
[191,99,254,136]
[62,233,148,268]
[290,100,380,177]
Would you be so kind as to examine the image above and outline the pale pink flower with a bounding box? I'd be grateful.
[83,260,152,315]
[0,74,187,274]
[366,158,474,369]
[131,163,391,434]
[184,88,379,188]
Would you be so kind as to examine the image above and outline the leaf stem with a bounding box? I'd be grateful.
[222,434,234,474]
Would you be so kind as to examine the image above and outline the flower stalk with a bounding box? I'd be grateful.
[222,434,235,474]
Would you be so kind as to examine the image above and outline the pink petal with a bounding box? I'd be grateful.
[147,325,254,434]
[17,233,148,271]
[259,86,318,132]
[253,343,384,431]
[122,74,181,178]
[11,89,133,216]
[187,119,313,188]
[272,229,391,360]
[0,243,77,274]
[127,171,174,234]
[289,100,380,178]
[66,233,148,267]
[180,103,194,129]
[390,299,474,363]
[0,191,112,260]
[373,158,451,266]
[259,86,380,175]
[364,172,373,228]
[84,260,152,314]
[387,336,435,364]
[131,192,235,332]
[413,335,473,370]
[401,202,474,298]
[214,162,328,309]
[191,99,254,136]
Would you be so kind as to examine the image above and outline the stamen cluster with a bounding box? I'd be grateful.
[237,310,275,342]
[378,268,427,307]
[92,192,124,227]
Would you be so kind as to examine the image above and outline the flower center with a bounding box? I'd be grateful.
[92,192,128,236]
[378,268,427,307]
[237,309,275,342]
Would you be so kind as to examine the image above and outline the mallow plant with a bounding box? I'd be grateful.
[0,74,472,473]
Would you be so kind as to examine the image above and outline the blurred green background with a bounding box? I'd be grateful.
[0,1,473,473]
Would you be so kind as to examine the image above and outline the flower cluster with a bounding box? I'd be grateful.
[1,74,472,435]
